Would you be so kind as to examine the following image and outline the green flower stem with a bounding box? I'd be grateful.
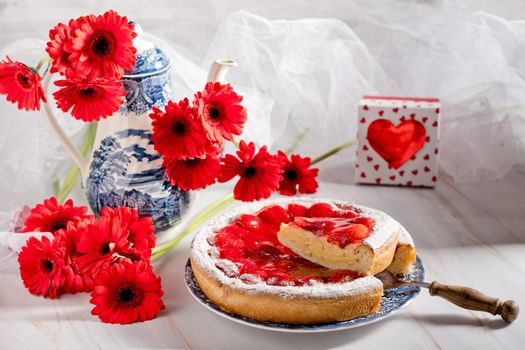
[35,56,51,73]
[285,127,310,154]
[151,193,234,258]
[151,193,235,260]
[311,138,357,165]
[54,122,97,203]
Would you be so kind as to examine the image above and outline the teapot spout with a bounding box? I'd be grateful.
[207,59,237,83]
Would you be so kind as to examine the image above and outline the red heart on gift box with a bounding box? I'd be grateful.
[366,119,426,169]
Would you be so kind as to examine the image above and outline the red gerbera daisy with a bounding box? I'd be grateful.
[150,99,210,160]
[23,197,91,234]
[67,10,136,80]
[193,82,247,143]
[218,141,283,202]
[75,216,133,276]
[90,261,165,324]
[53,76,125,122]
[46,18,80,77]
[0,57,46,111]
[277,151,319,196]
[55,218,95,293]
[100,206,156,258]
[163,154,221,191]
[18,236,68,298]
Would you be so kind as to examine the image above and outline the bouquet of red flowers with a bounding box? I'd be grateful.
[17,198,162,324]
[0,10,355,325]
[1,10,133,121]
[149,83,319,201]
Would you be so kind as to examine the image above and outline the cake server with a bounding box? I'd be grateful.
[376,270,519,323]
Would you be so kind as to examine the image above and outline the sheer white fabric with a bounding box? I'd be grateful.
[1,9,524,268]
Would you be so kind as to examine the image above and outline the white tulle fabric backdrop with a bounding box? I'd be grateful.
[1,8,524,262]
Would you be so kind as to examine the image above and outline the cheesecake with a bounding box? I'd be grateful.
[190,198,412,324]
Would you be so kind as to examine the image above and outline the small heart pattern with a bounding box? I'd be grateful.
[356,96,440,188]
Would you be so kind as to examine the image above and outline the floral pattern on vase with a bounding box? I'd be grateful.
[119,48,172,115]
[86,130,191,231]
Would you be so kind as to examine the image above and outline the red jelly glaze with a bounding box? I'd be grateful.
[213,203,372,286]
[293,217,372,248]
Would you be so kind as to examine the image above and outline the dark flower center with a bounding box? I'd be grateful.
[50,218,69,232]
[100,241,112,255]
[184,158,201,166]
[78,87,97,99]
[172,121,187,135]
[243,166,257,178]
[116,284,144,307]
[16,72,33,90]
[208,106,221,120]
[40,259,54,274]
[90,31,116,57]
[284,168,298,181]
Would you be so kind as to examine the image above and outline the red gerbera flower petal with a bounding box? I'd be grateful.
[100,206,156,258]
[277,151,319,196]
[75,215,133,276]
[67,10,136,80]
[163,155,221,191]
[53,76,125,122]
[193,82,247,143]
[150,99,212,160]
[23,197,92,234]
[55,218,96,293]
[18,236,68,298]
[0,56,46,111]
[90,260,165,324]
[218,141,283,202]
[46,18,80,77]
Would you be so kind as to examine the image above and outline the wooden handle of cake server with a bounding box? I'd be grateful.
[428,281,519,323]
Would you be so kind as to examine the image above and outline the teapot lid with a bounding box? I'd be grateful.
[124,22,170,77]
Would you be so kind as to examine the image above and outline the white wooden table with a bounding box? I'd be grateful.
[1,169,524,349]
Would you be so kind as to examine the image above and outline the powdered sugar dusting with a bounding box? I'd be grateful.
[397,225,414,246]
[208,246,220,259]
[240,274,262,285]
[215,259,239,277]
[358,206,401,249]
[191,197,394,299]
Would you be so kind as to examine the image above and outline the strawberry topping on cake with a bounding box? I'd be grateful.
[293,216,374,248]
[212,203,366,286]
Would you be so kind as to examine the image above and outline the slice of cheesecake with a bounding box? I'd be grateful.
[277,207,401,275]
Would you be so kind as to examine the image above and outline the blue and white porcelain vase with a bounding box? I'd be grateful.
[41,23,237,231]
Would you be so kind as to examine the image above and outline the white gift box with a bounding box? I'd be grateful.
[355,96,441,187]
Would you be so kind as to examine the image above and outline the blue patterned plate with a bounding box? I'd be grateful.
[184,256,425,332]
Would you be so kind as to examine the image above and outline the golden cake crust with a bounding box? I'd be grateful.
[191,259,383,324]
